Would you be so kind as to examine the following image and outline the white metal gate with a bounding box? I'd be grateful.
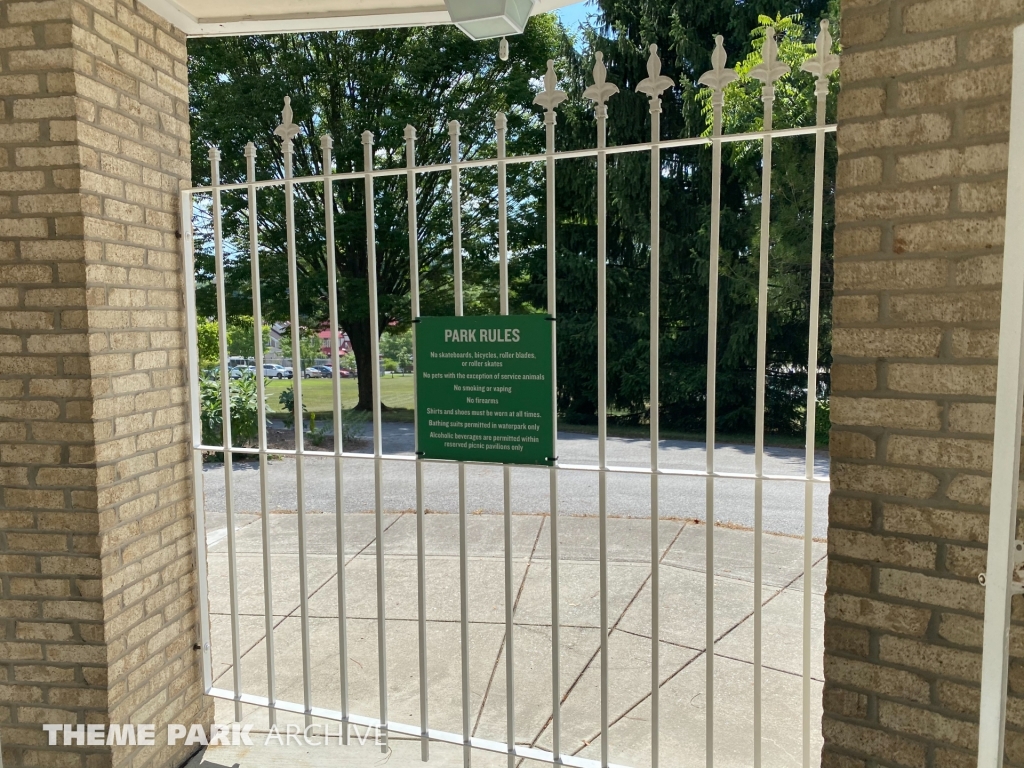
[183,26,837,768]
[978,21,1024,768]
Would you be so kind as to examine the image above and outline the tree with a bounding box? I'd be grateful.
[196,320,220,369]
[379,329,413,372]
[188,22,564,409]
[280,328,323,367]
[226,316,271,360]
[510,0,835,436]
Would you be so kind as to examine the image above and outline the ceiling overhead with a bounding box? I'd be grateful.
[140,0,578,38]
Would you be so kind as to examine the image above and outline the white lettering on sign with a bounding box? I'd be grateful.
[443,328,521,343]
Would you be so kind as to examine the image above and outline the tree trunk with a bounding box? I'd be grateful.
[347,317,377,411]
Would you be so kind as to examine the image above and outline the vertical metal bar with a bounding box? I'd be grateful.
[449,119,472,768]
[533,61,566,762]
[322,134,350,744]
[496,112,516,768]
[698,38,735,768]
[583,52,618,768]
[209,147,244,723]
[800,22,836,768]
[750,35,784,768]
[182,188,213,693]
[281,121,314,728]
[497,113,509,315]
[705,92,723,768]
[246,143,277,727]
[637,47,671,768]
[649,102,661,768]
[978,22,1024,768]
[406,124,430,762]
[363,130,390,752]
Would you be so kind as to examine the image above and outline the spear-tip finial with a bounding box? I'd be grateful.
[274,95,300,145]
[637,42,674,101]
[801,19,839,84]
[533,59,567,113]
[698,34,737,93]
[749,27,790,88]
[583,49,619,107]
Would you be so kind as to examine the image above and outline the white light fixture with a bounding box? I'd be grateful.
[444,0,536,40]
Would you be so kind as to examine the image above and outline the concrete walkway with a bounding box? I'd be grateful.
[198,511,826,768]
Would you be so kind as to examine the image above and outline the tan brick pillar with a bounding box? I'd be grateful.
[826,1,1024,767]
[0,2,211,767]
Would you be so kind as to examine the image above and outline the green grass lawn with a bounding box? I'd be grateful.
[262,373,823,449]
[265,374,414,415]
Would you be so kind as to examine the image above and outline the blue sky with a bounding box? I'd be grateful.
[553,0,596,33]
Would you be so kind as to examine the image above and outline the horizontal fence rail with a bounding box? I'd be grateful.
[185,25,837,768]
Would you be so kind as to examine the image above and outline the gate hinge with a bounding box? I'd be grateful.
[978,540,1024,594]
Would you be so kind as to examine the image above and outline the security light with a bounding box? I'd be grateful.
[444,0,536,40]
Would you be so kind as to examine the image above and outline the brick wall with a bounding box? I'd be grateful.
[826,1,1024,767]
[0,2,210,767]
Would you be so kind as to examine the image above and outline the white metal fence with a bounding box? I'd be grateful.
[184,25,837,768]
[977,21,1024,768]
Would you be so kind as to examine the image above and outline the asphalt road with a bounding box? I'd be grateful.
[202,423,829,539]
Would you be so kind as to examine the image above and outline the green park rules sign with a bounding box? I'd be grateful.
[415,315,555,466]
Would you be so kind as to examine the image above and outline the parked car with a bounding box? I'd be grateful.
[227,366,246,379]
[263,363,287,379]
[303,366,328,379]
[338,369,355,379]
[280,367,294,379]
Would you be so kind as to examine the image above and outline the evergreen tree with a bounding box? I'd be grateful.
[510,0,836,436]
[188,21,563,409]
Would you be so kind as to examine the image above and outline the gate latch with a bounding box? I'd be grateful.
[978,540,1024,594]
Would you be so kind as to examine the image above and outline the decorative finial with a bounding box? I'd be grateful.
[698,35,738,95]
[583,51,619,108]
[636,43,674,102]
[533,60,567,113]
[404,124,416,141]
[495,112,507,132]
[244,141,255,158]
[273,96,300,146]
[320,134,333,150]
[361,130,373,145]
[749,28,790,95]
[800,20,839,92]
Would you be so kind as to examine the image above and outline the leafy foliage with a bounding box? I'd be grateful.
[509,1,836,436]
[280,328,323,366]
[199,375,264,455]
[189,21,564,409]
[380,328,413,372]
[196,320,220,368]
[277,385,308,427]
[226,316,271,360]
[188,0,837,439]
